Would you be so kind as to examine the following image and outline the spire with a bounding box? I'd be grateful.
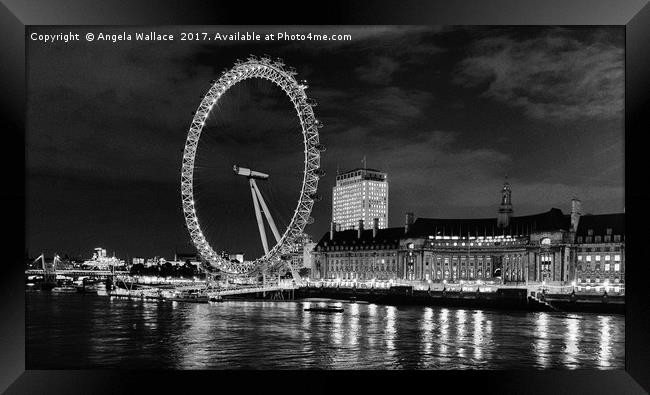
[497,175,513,228]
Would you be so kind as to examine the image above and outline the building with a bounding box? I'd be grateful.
[81,247,125,268]
[219,251,244,264]
[288,233,316,270]
[400,207,573,284]
[132,257,145,265]
[332,168,388,231]
[573,212,625,292]
[313,218,403,281]
[313,179,625,289]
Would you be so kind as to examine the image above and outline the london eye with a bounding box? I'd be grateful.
[180,55,324,276]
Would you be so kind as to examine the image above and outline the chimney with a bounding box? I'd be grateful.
[571,198,581,232]
[405,212,414,234]
[330,221,336,240]
[358,219,364,239]
[373,218,379,238]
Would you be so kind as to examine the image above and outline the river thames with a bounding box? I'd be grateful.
[26,291,624,369]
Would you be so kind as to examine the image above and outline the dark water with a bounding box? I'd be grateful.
[26,292,624,369]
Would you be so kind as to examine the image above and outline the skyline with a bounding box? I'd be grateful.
[26,26,624,259]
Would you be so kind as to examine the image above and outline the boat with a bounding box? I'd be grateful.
[304,305,344,313]
[209,295,224,302]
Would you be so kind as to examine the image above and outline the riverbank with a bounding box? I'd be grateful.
[225,285,624,314]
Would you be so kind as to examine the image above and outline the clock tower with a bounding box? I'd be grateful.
[497,176,513,228]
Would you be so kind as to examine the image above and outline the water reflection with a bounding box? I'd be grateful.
[385,306,397,358]
[349,303,359,347]
[332,309,343,347]
[421,308,434,358]
[301,302,311,344]
[473,311,484,361]
[456,309,467,359]
[26,294,625,370]
[439,308,450,358]
[367,304,378,348]
[598,315,613,368]
[535,313,550,368]
[564,314,580,368]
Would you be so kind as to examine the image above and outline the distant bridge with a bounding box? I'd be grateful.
[26,269,130,277]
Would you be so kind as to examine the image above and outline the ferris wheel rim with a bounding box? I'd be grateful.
[180,56,321,275]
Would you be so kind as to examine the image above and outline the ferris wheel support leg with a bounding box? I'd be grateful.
[251,180,282,244]
[250,179,270,255]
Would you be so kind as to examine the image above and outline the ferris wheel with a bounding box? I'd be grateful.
[180,55,325,276]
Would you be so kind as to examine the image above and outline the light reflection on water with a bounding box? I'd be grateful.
[421,307,434,359]
[599,315,613,368]
[473,311,484,362]
[564,314,580,368]
[26,293,625,370]
[536,312,550,369]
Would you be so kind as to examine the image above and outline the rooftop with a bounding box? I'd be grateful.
[316,227,405,248]
[576,213,625,237]
[406,208,571,238]
[335,168,387,182]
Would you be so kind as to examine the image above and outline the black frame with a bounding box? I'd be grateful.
[2,0,649,393]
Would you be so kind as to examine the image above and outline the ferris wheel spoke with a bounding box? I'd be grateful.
[180,57,321,277]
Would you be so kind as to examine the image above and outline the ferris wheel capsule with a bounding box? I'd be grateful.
[180,56,322,276]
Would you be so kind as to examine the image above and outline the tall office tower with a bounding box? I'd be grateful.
[332,168,389,231]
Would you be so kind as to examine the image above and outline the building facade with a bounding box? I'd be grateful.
[313,219,402,281]
[314,180,624,289]
[289,233,316,270]
[332,168,388,231]
[573,213,625,292]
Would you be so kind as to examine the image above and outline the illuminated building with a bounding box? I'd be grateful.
[314,218,402,281]
[314,180,625,288]
[81,247,125,269]
[572,212,625,292]
[288,233,316,270]
[332,168,388,231]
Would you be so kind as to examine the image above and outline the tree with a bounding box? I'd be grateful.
[130,263,145,275]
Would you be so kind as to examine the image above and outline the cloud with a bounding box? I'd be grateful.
[355,56,401,84]
[319,128,513,219]
[454,29,623,121]
[357,87,434,126]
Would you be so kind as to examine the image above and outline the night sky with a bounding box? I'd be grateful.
[26,26,624,260]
